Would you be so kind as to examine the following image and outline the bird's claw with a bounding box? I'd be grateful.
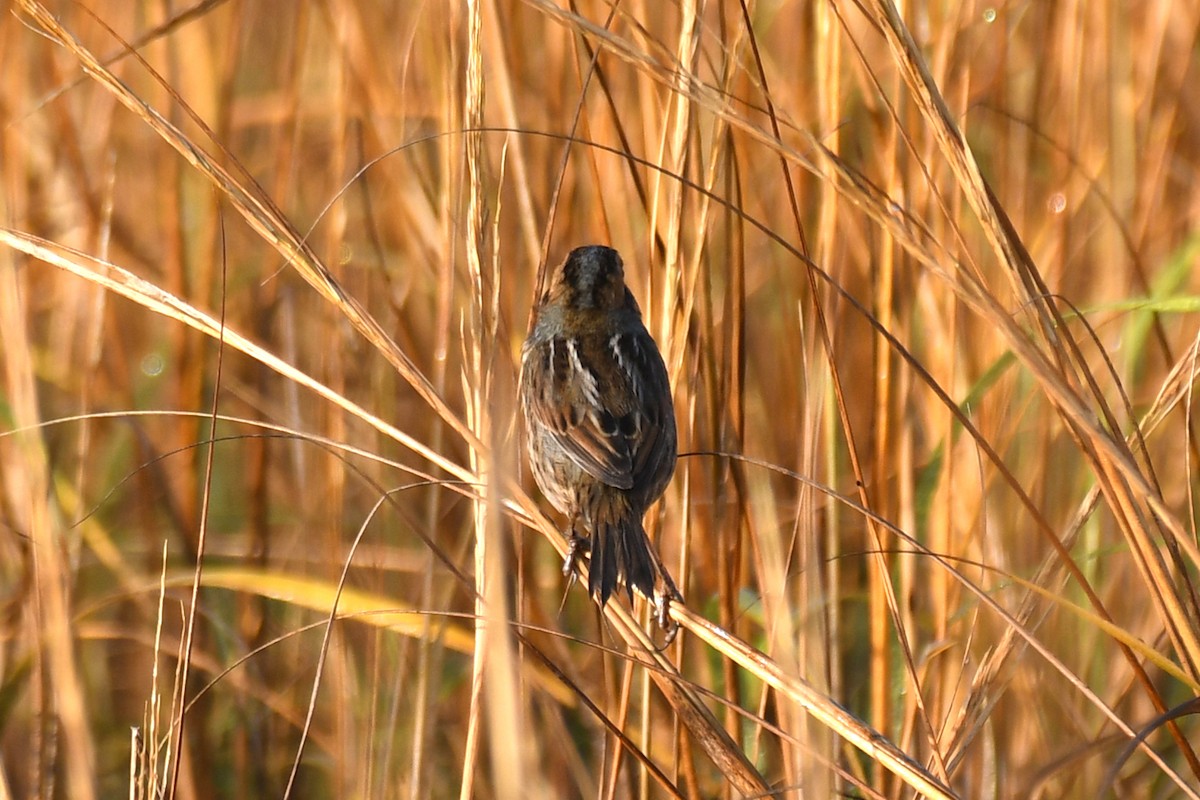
[653,583,684,646]
[654,594,677,644]
[562,532,589,578]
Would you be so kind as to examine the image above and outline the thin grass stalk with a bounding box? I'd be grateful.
[0,252,97,799]
[657,1,701,792]
[462,0,489,792]
[464,1,534,796]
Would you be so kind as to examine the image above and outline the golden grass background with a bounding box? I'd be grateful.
[2,1,1200,797]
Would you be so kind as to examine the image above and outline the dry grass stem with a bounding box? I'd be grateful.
[3,1,1200,797]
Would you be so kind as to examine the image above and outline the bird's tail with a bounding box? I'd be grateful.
[588,494,658,607]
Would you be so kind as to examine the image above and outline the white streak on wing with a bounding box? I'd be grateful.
[608,333,627,376]
[567,339,600,408]
[610,332,642,400]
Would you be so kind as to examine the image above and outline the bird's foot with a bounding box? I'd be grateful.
[652,594,677,645]
[562,531,590,583]
[653,574,685,645]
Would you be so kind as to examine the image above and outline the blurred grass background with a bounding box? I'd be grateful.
[3,0,1200,797]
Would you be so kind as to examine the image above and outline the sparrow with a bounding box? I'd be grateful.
[519,245,682,637]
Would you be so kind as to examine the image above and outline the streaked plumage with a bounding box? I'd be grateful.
[520,245,681,635]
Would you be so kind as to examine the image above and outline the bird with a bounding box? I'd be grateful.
[519,245,682,637]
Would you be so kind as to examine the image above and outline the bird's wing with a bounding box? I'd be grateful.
[523,334,636,490]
